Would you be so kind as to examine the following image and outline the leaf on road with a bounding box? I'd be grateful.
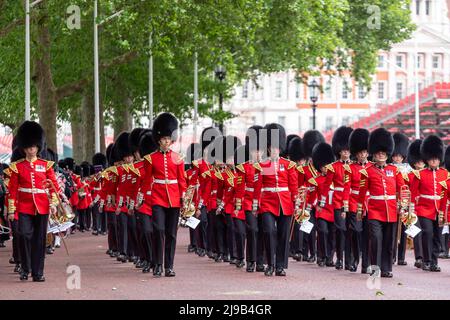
[376,291,384,296]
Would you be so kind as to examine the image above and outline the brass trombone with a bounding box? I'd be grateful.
[289,186,310,241]
[179,184,197,227]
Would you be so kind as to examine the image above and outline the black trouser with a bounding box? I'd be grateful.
[290,221,302,255]
[207,211,216,253]
[189,227,197,248]
[225,214,236,259]
[419,216,441,266]
[392,221,407,262]
[369,219,394,273]
[94,204,106,233]
[256,214,266,265]
[118,212,128,256]
[78,208,87,231]
[17,213,49,277]
[361,216,371,269]
[196,206,208,251]
[86,206,92,230]
[137,212,153,264]
[345,213,362,268]
[245,211,258,263]
[152,205,179,269]
[11,220,21,263]
[302,208,317,258]
[414,218,423,260]
[440,228,449,256]
[334,208,346,263]
[262,211,292,269]
[317,218,335,262]
[233,218,246,261]
[215,213,228,256]
[106,211,118,252]
[127,213,139,258]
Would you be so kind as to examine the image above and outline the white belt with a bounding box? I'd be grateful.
[419,194,441,200]
[211,190,217,194]
[262,187,289,192]
[19,187,46,194]
[369,195,396,200]
[351,190,369,196]
[245,187,254,192]
[307,187,315,192]
[334,187,344,192]
[153,179,178,184]
[94,188,101,191]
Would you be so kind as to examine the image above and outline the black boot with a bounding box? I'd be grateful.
[335,259,343,270]
[264,265,274,276]
[235,260,245,268]
[153,264,163,277]
[246,262,255,272]
[275,267,286,276]
[256,264,265,272]
[165,268,176,277]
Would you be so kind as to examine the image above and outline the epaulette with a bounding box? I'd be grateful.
[343,164,351,173]
[236,164,245,173]
[412,170,420,180]
[144,154,152,164]
[201,170,211,178]
[109,166,119,176]
[215,170,223,180]
[402,172,409,182]
[326,164,335,173]
[308,177,318,186]
[192,160,199,168]
[297,165,304,174]
[253,163,262,171]
[8,161,19,174]
[359,169,368,177]
[288,161,296,170]
[440,181,448,189]
[46,161,55,170]
[129,164,141,177]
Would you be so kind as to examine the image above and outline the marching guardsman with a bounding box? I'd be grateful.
[410,135,447,272]
[76,162,92,232]
[91,152,107,235]
[7,121,60,282]
[406,139,425,268]
[135,129,158,273]
[309,143,335,267]
[321,126,353,270]
[297,130,325,262]
[357,128,406,278]
[287,137,306,262]
[253,123,298,276]
[140,112,187,277]
[346,128,370,273]
[439,145,450,260]
[391,133,410,266]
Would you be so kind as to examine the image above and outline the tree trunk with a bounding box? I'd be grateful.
[70,107,83,163]
[112,79,133,137]
[34,11,58,152]
[82,88,95,162]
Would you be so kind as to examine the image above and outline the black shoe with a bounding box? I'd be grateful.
[46,247,54,255]
[101,232,107,235]
[20,272,29,281]
[32,275,45,282]
[381,271,393,278]
[275,268,286,276]
[229,258,237,265]
[318,260,326,267]
[264,266,274,276]
[349,265,357,272]
[9,257,16,264]
[422,263,431,271]
[302,255,308,261]
[80,230,85,233]
[136,260,144,269]
[142,265,151,273]
[345,265,350,271]
[92,231,98,236]
[335,260,343,270]
[293,253,302,261]
[106,249,112,255]
[0,241,5,248]
[307,256,316,263]
[198,249,206,257]
[236,260,245,268]
[207,251,215,259]
[117,255,127,263]
[414,259,423,269]
[188,245,196,253]
[256,264,265,272]
[246,262,255,272]
[430,264,441,272]
[223,255,230,263]
[153,265,163,277]
[165,269,176,277]
[214,254,224,263]
[397,260,407,266]
[325,260,335,267]
[132,256,139,264]
[439,252,446,259]
[14,264,22,273]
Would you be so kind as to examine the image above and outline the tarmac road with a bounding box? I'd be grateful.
[1,227,449,300]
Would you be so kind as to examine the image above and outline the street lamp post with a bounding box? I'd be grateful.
[308,79,319,130]
[215,65,226,134]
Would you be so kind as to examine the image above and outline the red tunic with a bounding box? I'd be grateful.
[236,161,257,212]
[298,162,320,207]
[347,162,371,214]
[321,161,351,210]
[99,167,119,213]
[7,158,60,215]
[310,174,334,222]
[219,167,245,220]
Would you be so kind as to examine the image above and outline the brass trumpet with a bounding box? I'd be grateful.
[179,184,197,227]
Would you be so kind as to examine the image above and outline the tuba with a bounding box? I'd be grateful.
[179,184,197,227]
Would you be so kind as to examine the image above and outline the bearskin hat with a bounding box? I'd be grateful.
[245,125,263,153]
[288,137,305,162]
[129,128,145,155]
[284,134,300,157]
[407,139,423,167]
[10,148,25,162]
[58,159,66,169]
[420,134,444,163]
[349,128,369,157]
[392,133,409,160]
[368,128,394,156]
[201,126,222,153]
[105,144,114,167]
[139,130,158,157]
[235,145,248,165]
[302,130,325,159]
[152,112,179,143]
[332,126,353,157]
[114,132,132,161]
[74,165,82,177]
[186,143,201,163]
[312,142,335,171]
[215,136,242,163]
[65,157,75,171]
[80,162,91,178]
[15,121,45,152]
[444,145,450,171]
[92,152,107,169]
[263,123,287,154]
[45,148,58,163]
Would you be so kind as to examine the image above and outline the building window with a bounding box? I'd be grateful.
[417,54,424,69]
[342,81,350,99]
[425,0,430,15]
[433,55,441,69]
[275,81,282,98]
[325,79,332,99]
[342,117,351,126]
[325,117,333,131]
[416,0,421,15]
[242,81,248,98]
[378,82,385,100]
[358,85,366,99]
[309,116,314,130]
[378,55,385,68]
[295,81,301,99]
[396,82,404,100]
[396,55,404,68]
[278,116,286,127]
[251,116,256,124]
[298,116,302,132]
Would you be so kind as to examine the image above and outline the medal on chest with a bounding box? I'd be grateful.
[35,164,46,172]
[386,170,394,177]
